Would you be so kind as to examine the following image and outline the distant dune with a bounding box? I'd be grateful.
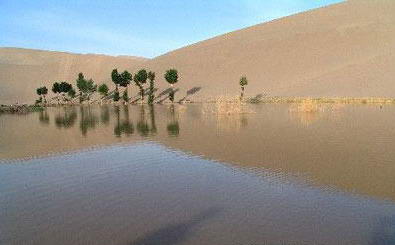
[1,0,395,104]
[0,48,148,104]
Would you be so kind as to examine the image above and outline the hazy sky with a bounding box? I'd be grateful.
[0,0,343,58]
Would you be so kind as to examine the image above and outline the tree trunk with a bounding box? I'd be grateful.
[140,86,144,103]
[170,84,174,103]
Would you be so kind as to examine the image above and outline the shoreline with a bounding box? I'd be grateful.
[2,96,395,114]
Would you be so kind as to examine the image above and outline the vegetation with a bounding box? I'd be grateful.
[68,88,76,99]
[239,76,248,100]
[122,90,129,102]
[76,73,97,102]
[29,68,188,106]
[52,81,73,103]
[120,70,132,102]
[0,104,43,114]
[111,69,122,91]
[111,69,122,101]
[148,71,156,104]
[98,84,109,97]
[52,82,61,103]
[113,91,120,102]
[134,69,148,102]
[165,69,178,103]
[36,86,48,104]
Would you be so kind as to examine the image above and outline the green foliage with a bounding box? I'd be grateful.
[113,91,120,102]
[134,69,148,101]
[134,69,148,86]
[165,69,178,103]
[76,73,86,92]
[122,90,129,102]
[148,71,156,104]
[41,86,48,95]
[59,81,73,94]
[240,76,248,87]
[37,86,48,96]
[120,70,132,88]
[68,88,76,98]
[76,73,97,101]
[165,69,178,85]
[239,76,248,99]
[111,69,122,89]
[98,84,109,97]
[52,82,61,94]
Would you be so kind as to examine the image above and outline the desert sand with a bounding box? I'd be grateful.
[1,0,395,104]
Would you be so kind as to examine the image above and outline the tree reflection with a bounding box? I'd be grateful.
[100,105,110,125]
[38,110,50,125]
[114,105,134,137]
[54,107,77,129]
[135,105,159,137]
[149,105,157,135]
[79,106,98,136]
[136,105,149,137]
[167,105,180,137]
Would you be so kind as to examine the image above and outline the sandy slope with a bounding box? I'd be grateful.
[1,0,395,104]
[0,48,148,104]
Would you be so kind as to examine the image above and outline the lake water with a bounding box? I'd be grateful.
[1,104,395,245]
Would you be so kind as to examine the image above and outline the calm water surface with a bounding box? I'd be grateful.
[0,104,395,245]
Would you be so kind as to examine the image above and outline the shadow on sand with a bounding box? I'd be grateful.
[179,87,202,103]
[129,207,223,245]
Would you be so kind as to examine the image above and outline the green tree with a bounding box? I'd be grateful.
[41,86,48,103]
[148,71,156,104]
[36,87,43,104]
[134,69,148,102]
[120,70,132,102]
[76,73,97,102]
[98,84,109,97]
[68,88,76,99]
[111,69,122,92]
[59,81,73,101]
[52,82,61,104]
[111,69,122,101]
[165,69,179,103]
[239,76,248,99]
[36,86,48,104]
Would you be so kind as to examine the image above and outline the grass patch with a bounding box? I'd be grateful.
[0,104,44,114]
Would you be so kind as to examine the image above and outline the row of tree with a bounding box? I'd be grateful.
[36,68,179,105]
[110,68,178,103]
[36,69,249,104]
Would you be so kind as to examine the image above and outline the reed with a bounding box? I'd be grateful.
[203,96,254,115]
[252,96,395,105]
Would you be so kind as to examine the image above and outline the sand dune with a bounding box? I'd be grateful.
[0,48,148,104]
[1,0,395,104]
